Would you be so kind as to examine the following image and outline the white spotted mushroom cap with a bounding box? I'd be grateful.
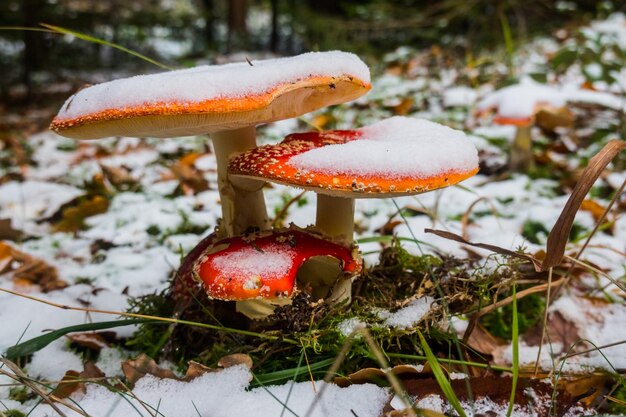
[50,51,371,139]
[229,116,479,198]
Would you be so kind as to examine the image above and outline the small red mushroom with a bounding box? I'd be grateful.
[173,226,361,317]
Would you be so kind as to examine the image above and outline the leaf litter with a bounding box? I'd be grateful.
[1,12,626,417]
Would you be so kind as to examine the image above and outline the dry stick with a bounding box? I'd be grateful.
[0,359,72,417]
[272,190,307,228]
[460,196,500,240]
[558,339,626,362]
[533,267,554,377]
[473,278,566,319]
[360,328,417,417]
[564,255,626,293]
[303,331,357,417]
[0,287,298,345]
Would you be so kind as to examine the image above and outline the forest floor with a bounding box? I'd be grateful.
[1,12,626,417]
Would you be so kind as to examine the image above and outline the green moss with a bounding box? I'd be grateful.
[481,292,545,340]
[8,386,33,403]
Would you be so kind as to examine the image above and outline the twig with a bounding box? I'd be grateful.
[0,287,299,345]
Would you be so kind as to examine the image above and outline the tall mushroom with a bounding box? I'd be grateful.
[229,116,480,302]
[475,79,571,171]
[50,52,371,236]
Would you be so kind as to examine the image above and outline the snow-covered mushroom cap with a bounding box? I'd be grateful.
[229,117,479,198]
[476,79,567,126]
[174,227,361,301]
[50,51,371,139]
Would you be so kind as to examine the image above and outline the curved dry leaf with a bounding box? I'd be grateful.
[217,353,253,369]
[52,362,106,399]
[0,241,67,291]
[543,139,626,269]
[335,364,429,387]
[122,353,177,385]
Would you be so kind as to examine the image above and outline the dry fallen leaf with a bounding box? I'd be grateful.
[392,98,414,116]
[0,241,67,291]
[66,332,115,352]
[100,164,138,190]
[169,152,210,195]
[53,195,110,233]
[122,353,178,385]
[0,218,22,241]
[52,362,106,399]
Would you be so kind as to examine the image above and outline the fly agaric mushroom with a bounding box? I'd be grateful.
[476,79,572,171]
[50,52,371,237]
[229,116,479,303]
[174,226,361,319]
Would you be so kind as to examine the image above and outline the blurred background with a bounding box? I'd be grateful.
[0,0,623,129]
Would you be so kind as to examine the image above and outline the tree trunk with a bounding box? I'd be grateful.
[227,0,248,51]
[270,0,279,52]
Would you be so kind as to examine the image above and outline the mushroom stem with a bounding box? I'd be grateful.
[315,194,355,242]
[212,127,270,236]
[312,194,355,305]
[509,125,534,172]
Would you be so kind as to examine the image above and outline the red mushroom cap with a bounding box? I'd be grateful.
[174,227,361,302]
[229,117,479,197]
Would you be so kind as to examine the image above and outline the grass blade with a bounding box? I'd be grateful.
[4,318,151,359]
[506,284,519,417]
[253,358,335,386]
[417,330,467,417]
[40,24,173,70]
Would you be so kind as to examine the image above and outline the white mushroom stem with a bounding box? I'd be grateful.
[314,194,355,305]
[316,194,355,242]
[509,125,534,171]
[212,126,270,236]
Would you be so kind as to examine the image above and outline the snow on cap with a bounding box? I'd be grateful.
[50,51,371,139]
[175,227,361,301]
[229,116,479,198]
[476,78,567,126]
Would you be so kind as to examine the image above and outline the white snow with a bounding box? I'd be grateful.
[31,365,390,417]
[379,296,435,328]
[55,51,371,120]
[289,117,478,179]
[443,86,478,107]
[210,244,295,279]
[0,180,82,233]
[476,78,567,119]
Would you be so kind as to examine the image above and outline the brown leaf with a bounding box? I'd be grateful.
[465,323,507,356]
[0,218,22,241]
[100,164,137,190]
[170,152,210,195]
[217,353,253,370]
[535,107,574,131]
[52,362,106,399]
[523,311,580,352]
[580,199,609,224]
[122,353,178,385]
[53,195,110,233]
[543,139,626,269]
[182,361,215,381]
[562,375,609,406]
[392,98,414,116]
[335,364,428,387]
[66,332,111,352]
[0,241,67,292]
